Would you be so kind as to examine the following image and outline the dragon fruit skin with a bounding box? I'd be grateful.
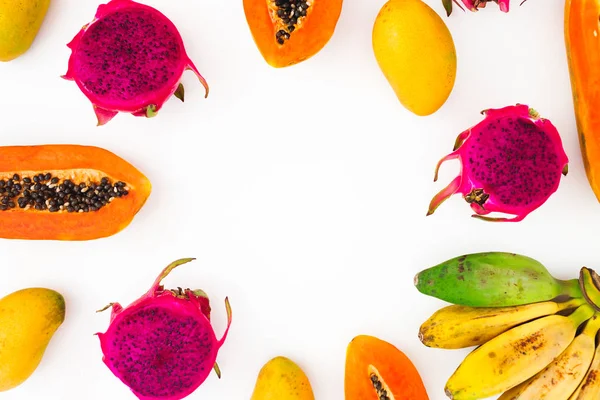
[426,104,568,222]
[96,258,231,400]
[62,0,208,126]
[443,0,512,16]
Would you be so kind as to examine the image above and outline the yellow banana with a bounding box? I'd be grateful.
[420,298,585,349]
[497,313,600,400]
[569,330,600,399]
[444,303,595,400]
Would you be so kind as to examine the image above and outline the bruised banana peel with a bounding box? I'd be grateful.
[444,304,596,400]
[419,297,586,349]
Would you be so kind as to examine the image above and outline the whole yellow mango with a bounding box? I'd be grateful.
[372,0,457,116]
[250,356,315,400]
[0,0,51,61]
[0,288,65,392]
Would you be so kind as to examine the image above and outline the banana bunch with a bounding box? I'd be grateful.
[415,252,600,400]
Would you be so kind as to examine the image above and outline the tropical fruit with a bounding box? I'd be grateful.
[579,267,600,311]
[416,252,600,400]
[97,258,232,400]
[498,313,600,399]
[0,0,50,61]
[414,252,582,307]
[442,0,513,16]
[569,334,600,399]
[419,297,585,349]
[250,356,315,399]
[567,267,600,399]
[372,0,456,116]
[0,288,65,392]
[565,0,600,203]
[345,335,429,400]
[427,104,569,222]
[0,144,151,241]
[63,0,208,125]
[243,0,342,67]
[445,304,595,399]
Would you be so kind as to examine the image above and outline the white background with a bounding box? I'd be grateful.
[0,0,594,399]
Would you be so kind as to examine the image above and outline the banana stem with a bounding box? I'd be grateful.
[560,278,584,299]
[570,304,596,326]
[582,313,600,336]
[560,297,587,310]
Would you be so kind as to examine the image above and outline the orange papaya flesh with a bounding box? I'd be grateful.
[0,145,151,241]
[243,0,342,68]
[345,335,429,400]
[565,0,600,202]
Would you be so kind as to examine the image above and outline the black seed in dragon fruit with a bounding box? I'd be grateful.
[96,258,232,400]
[62,0,208,126]
[427,104,569,222]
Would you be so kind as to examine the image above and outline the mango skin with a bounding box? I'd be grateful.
[0,288,65,392]
[0,0,51,61]
[250,356,315,400]
[372,0,457,116]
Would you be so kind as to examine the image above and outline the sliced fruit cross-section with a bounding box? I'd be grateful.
[243,0,342,67]
[345,335,429,400]
[0,145,151,240]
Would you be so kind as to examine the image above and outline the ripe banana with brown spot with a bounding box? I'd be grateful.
[444,303,595,400]
[419,298,585,349]
[498,313,600,400]
[569,331,600,399]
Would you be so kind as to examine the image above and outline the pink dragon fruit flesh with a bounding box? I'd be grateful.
[62,0,208,126]
[426,104,568,222]
[96,258,232,400]
[442,0,521,16]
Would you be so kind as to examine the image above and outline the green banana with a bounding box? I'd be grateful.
[444,303,595,400]
[498,313,600,400]
[419,297,585,349]
[414,252,582,307]
[579,267,600,311]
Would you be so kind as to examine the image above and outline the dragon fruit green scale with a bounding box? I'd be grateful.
[427,104,569,222]
[96,258,231,400]
[62,0,208,126]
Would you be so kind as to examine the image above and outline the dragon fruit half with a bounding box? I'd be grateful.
[96,258,232,400]
[426,104,568,222]
[62,0,208,126]
[442,0,517,16]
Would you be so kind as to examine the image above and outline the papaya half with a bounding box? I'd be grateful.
[345,335,429,400]
[0,145,151,241]
[565,0,600,202]
[243,0,343,67]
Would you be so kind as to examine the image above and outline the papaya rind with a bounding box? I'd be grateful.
[243,0,343,68]
[0,144,151,241]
